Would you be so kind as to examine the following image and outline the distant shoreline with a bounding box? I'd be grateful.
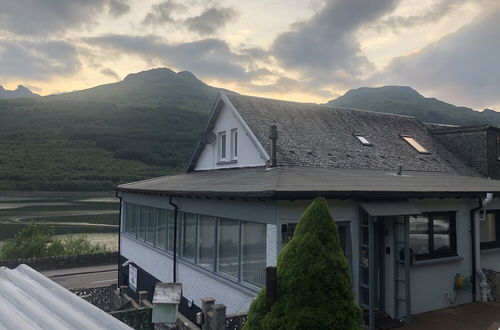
[0,191,116,198]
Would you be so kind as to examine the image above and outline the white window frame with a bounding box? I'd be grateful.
[231,128,238,160]
[218,131,227,161]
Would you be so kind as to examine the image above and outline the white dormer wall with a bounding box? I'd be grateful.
[194,101,267,171]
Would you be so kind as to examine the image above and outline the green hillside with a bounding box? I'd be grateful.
[327,86,499,126]
[0,68,226,191]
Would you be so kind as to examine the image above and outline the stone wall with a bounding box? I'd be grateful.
[0,252,118,271]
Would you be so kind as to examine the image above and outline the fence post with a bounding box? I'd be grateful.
[201,297,216,330]
[212,304,227,330]
[266,266,277,312]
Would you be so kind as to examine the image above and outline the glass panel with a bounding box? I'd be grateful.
[198,215,215,268]
[217,218,239,279]
[433,215,451,252]
[138,206,147,241]
[410,215,429,255]
[131,204,138,238]
[146,207,156,245]
[167,210,175,252]
[241,221,266,287]
[481,213,497,243]
[360,287,369,306]
[182,213,196,260]
[361,227,369,245]
[124,204,132,234]
[402,136,428,153]
[156,209,167,250]
[338,224,347,256]
[360,247,369,266]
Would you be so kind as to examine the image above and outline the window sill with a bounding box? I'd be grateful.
[480,247,500,255]
[413,255,463,267]
[216,159,237,165]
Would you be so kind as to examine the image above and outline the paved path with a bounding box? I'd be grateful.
[41,264,117,289]
[401,302,500,330]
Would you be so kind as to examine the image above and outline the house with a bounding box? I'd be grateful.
[116,92,500,328]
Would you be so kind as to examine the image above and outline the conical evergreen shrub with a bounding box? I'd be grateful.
[244,198,362,330]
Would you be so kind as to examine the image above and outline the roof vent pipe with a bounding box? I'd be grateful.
[269,124,278,167]
[397,165,403,176]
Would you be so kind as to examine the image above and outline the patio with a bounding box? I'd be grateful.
[400,302,500,330]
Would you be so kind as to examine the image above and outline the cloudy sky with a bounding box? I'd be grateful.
[1,0,499,110]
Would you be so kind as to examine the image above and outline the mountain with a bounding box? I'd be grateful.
[0,85,39,100]
[0,68,229,191]
[327,86,499,126]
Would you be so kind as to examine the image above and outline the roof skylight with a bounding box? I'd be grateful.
[401,136,429,154]
[354,135,372,146]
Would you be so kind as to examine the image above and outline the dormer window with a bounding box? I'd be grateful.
[218,131,227,160]
[231,128,238,160]
[402,135,429,154]
[354,134,372,146]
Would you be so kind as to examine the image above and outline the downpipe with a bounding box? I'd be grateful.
[473,192,493,301]
[169,196,179,283]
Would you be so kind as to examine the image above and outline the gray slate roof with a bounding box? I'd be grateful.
[226,94,477,176]
[117,166,500,199]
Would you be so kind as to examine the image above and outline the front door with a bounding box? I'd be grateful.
[359,213,388,329]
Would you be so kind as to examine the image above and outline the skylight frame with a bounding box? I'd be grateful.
[401,135,430,154]
[354,134,372,146]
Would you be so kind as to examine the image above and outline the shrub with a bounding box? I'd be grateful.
[244,198,362,330]
[0,223,108,259]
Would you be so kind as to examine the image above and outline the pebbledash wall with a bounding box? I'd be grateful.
[119,193,500,320]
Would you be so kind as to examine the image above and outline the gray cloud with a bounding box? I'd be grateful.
[100,68,121,80]
[374,7,500,109]
[142,0,188,26]
[108,0,130,17]
[84,34,258,81]
[0,0,129,36]
[185,6,237,36]
[271,0,400,86]
[0,39,80,80]
[378,0,495,30]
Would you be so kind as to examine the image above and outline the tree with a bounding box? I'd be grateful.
[244,198,362,330]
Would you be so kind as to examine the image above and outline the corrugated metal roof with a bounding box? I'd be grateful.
[117,166,500,199]
[0,264,132,330]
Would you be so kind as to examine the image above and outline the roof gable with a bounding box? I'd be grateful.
[186,93,269,172]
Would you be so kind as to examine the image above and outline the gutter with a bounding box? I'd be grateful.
[471,193,493,301]
[115,190,123,286]
[169,196,179,282]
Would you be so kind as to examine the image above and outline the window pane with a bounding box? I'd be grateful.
[146,207,156,245]
[481,213,497,243]
[433,215,451,252]
[217,218,239,279]
[138,206,147,241]
[156,209,167,250]
[410,215,429,255]
[124,204,132,234]
[167,210,175,252]
[182,213,196,260]
[198,215,215,268]
[131,204,138,238]
[402,136,428,153]
[241,222,266,287]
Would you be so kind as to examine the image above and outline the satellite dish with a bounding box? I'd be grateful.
[199,131,216,144]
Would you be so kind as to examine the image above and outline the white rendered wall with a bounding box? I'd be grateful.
[121,236,256,314]
[194,102,267,171]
